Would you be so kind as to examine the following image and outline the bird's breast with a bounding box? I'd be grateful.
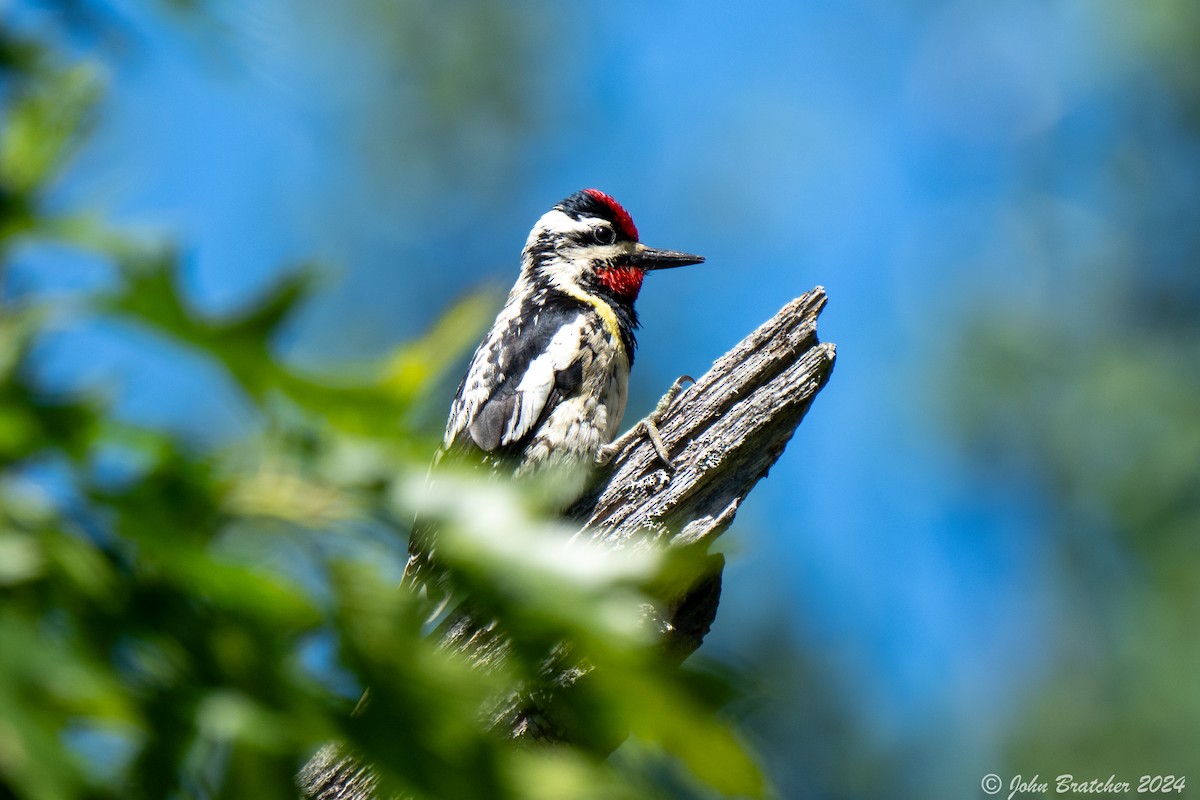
[579,316,631,439]
[603,347,630,441]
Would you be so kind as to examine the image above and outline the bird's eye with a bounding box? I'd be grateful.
[592,226,616,246]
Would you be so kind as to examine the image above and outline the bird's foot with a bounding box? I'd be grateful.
[597,374,694,470]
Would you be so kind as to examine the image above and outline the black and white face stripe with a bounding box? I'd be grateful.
[524,209,631,253]
[521,210,638,289]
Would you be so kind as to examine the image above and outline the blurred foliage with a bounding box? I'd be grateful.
[946,0,1200,783]
[0,13,763,800]
[1116,0,1200,124]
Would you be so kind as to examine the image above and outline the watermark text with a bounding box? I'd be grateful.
[979,773,1186,797]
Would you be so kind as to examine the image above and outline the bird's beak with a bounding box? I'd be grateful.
[631,242,705,271]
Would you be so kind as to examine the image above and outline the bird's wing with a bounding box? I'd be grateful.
[444,303,587,460]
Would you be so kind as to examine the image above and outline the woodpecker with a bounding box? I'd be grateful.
[406,189,703,588]
[440,188,703,475]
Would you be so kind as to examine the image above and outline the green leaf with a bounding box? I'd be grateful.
[0,63,103,195]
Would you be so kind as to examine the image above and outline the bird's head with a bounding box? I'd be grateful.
[521,189,704,303]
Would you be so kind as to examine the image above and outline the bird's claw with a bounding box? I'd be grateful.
[644,417,675,471]
[597,374,693,471]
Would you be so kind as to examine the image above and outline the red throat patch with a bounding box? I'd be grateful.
[583,188,639,241]
[596,265,645,299]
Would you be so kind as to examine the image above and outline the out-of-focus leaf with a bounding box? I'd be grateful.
[0,63,103,196]
[503,748,665,800]
[96,254,431,437]
[400,469,662,648]
[0,531,43,585]
[224,470,362,525]
[379,288,498,402]
[610,673,766,799]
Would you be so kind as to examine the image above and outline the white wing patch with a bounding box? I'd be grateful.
[503,316,585,444]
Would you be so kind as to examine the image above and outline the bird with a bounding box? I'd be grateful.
[406,188,704,589]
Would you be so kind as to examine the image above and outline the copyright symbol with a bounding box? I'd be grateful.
[981,774,1003,795]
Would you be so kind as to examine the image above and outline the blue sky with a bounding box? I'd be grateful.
[11,0,1161,791]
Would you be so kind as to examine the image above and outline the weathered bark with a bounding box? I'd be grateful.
[299,287,836,800]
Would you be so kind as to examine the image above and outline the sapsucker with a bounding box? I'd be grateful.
[407,188,703,587]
